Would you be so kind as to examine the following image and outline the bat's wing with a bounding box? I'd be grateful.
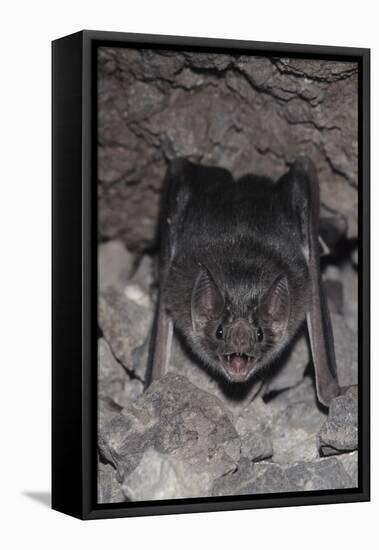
[146,159,190,385]
[283,157,340,407]
[148,158,233,384]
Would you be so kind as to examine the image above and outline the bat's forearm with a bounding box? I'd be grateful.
[146,297,173,386]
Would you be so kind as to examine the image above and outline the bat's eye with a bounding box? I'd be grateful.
[257,327,264,342]
[216,325,223,339]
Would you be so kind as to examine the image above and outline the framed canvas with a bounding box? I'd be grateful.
[52,30,370,520]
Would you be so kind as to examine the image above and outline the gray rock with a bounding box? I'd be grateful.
[240,433,273,462]
[98,338,129,407]
[99,374,240,500]
[265,376,317,413]
[169,335,264,413]
[98,240,134,290]
[98,284,154,381]
[123,446,237,501]
[331,312,358,387]
[130,254,157,295]
[122,377,144,404]
[323,266,344,313]
[212,458,293,496]
[339,451,358,486]
[324,279,344,314]
[319,386,358,456]
[231,399,273,461]
[212,453,357,496]
[285,454,357,491]
[270,399,327,463]
[266,377,327,463]
[98,49,358,251]
[98,459,125,503]
[234,398,272,437]
[263,332,310,395]
[98,395,123,432]
[259,377,327,463]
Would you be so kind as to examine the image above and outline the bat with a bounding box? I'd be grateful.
[147,156,341,407]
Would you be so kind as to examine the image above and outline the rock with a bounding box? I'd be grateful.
[212,458,292,496]
[264,377,327,463]
[122,377,144,404]
[212,453,357,496]
[99,374,240,500]
[169,335,264,413]
[98,284,154,380]
[98,336,144,415]
[323,265,345,314]
[98,395,123,431]
[265,376,317,412]
[98,49,358,250]
[324,279,344,314]
[130,254,157,295]
[330,313,358,387]
[98,459,125,503]
[270,399,327,463]
[233,399,273,461]
[240,433,273,462]
[284,453,358,490]
[98,240,134,290]
[122,447,235,501]
[319,386,358,456]
[339,451,359,485]
[260,376,328,463]
[263,332,310,395]
[234,398,271,437]
[99,337,143,409]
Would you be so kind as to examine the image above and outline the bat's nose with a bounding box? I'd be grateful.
[230,321,250,350]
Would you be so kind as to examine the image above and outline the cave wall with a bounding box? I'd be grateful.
[98,47,358,251]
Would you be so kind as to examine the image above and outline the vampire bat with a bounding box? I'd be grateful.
[147,156,341,407]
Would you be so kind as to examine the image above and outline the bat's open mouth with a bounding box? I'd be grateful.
[222,352,254,380]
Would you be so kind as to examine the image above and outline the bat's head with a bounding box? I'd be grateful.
[190,266,291,382]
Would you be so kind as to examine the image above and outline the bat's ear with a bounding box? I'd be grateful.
[191,267,224,333]
[282,157,340,407]
[260,275,290,338]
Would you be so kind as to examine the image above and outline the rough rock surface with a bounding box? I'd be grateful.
[212,453,357,496]
[319,386,358,456]
[265,378,327,464]
[168,335,265,411]
[98,459,125,503]
[98,337,142,409]
[98,48,358,251]
[98,240,134,291]
[99,285,154,380]
[263,332,310,395]
[99,374,241,500]
[331,313,358,387]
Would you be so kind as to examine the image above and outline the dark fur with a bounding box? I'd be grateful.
[149,157,340,406]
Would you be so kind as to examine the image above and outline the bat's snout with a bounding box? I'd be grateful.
[229,320,252,352]
[221,320,256,381]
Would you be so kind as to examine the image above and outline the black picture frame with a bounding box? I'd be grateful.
[52,30,370,520]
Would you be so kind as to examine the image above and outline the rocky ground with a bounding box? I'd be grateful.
[97,239,358,503]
